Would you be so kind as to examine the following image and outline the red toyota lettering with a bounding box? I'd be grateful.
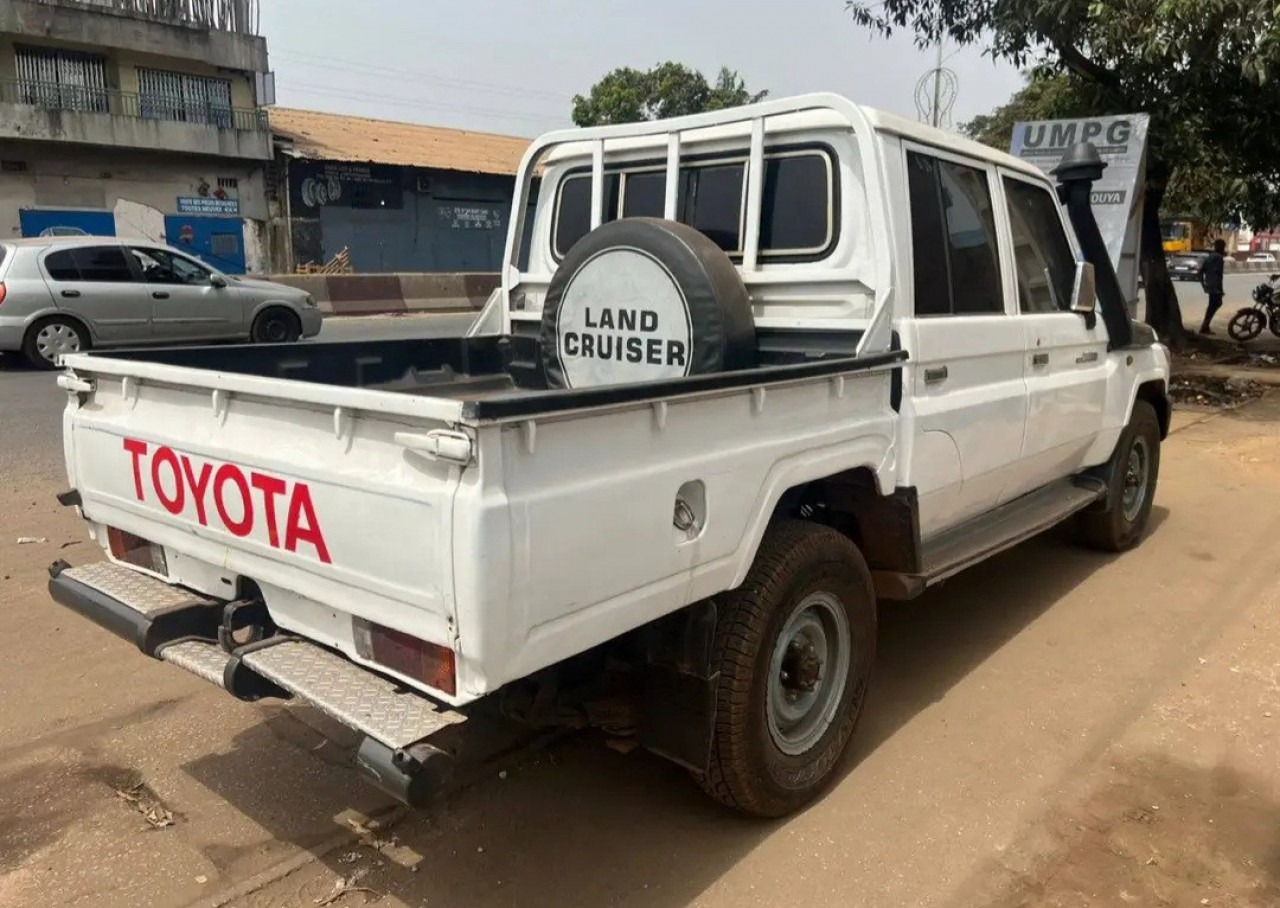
[180,456,213,526]
[121,437,331,564]
[124,438,148,500]
[251,472,287,548]
[214,464,253,538]
[151,446,185,515]
[284,484,331,564]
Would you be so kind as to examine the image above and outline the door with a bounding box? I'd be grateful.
[41,245,151,344]
[164,215,246,274]
[128,246,242,341]
[20,209,116,238]
[903,149,1028,540]
[999,173,1109,497]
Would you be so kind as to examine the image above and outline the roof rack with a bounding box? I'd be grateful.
[499,93,896,357]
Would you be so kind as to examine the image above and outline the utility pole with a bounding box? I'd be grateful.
[932,37,944,128]
[915,35,957,130]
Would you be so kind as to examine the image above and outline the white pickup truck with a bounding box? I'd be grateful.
[47,94,1169,818]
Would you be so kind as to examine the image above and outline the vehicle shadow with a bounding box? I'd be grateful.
[182,509,1171,908]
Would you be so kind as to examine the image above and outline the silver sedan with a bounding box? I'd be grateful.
[0,237,323,369]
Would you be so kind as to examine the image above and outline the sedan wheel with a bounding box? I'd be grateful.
[24,319,87,370]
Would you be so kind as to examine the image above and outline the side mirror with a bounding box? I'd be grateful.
[1070,261,1097,315]
[210,274,227,289]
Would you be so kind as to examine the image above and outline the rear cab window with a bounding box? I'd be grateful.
[551,145,838,263]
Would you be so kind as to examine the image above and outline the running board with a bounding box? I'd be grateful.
[873,478,1106,600]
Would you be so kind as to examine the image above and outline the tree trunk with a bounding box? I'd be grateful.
[1140,163,1187,347]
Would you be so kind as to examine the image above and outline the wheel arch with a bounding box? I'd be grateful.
[249,300,304,323]
[1131,378,1172,440]
[25,310,97,346]
[726,437,902,590]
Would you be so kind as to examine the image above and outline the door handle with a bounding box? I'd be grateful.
[152,291,170,299]
[1032,353,1049,367]
[60,289,80,298]
[1076,351,1099,364]
[924,366,949,385]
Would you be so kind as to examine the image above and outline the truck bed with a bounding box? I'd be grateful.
[85,329,902,422]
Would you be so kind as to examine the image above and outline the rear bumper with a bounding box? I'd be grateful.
[0,317,27,351]
[48,560,467,805]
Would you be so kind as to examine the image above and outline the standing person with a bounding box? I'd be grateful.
[1200,239,1227,335]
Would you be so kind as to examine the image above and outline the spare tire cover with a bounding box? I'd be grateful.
[541,217,756,389]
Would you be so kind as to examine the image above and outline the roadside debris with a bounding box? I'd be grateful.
[1169,375,1265,409]
[16,536,47,545]
[314,868,379,906]
[114,781,174,829]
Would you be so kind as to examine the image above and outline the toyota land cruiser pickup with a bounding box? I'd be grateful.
[45,94,1170,818]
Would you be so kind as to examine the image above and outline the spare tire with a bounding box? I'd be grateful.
[540,218,756,389]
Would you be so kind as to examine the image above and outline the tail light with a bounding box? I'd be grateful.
[353,617,456,696]
[0,282,7,306]
[107,526,168,575]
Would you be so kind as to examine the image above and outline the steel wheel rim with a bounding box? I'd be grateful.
[766,590,851,756]
[1121,436,1150,523]
[36,323,81,363]
[263,318,288,342]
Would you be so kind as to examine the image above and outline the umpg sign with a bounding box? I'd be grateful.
[1019,118,1133,151]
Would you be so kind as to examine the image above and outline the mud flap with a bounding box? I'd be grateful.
[637,599,719,772]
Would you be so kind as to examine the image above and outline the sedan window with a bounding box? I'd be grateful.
[130,247,214,285]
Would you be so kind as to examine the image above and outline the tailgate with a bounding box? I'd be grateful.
[59,357,471,694]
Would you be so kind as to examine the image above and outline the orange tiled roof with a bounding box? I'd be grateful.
[269,107,531,176]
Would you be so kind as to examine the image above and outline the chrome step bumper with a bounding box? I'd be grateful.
[49,560,467,805]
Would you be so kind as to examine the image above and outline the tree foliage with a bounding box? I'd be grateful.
[847,0,1280,344]
[572,63,768,127]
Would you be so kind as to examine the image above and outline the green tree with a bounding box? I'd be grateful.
[572,63,767,128]
[848,0,1280,345]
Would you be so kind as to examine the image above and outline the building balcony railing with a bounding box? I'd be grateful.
[30,0,259,35]
[0,78,268,132]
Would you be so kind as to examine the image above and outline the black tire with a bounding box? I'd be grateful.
[251,308,302,344]
[695,520,876,818]
[1076,401,1161,552]
[540,218,756,390]
[1228,308,1266,342]
[23,316,89,370]
[1269,309,1280,338]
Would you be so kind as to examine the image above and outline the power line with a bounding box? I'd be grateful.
[271,49,572,104]
[278,83,566,128]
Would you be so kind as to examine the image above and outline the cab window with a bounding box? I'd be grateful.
[552,147,835,261]
[906,152,1004,317]
[1004,177,1077,313]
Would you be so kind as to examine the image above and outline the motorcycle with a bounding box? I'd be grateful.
[1228,274,1280,342]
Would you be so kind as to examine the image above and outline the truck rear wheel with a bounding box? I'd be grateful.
[1076,400,1161,552]
[696,520,876,817]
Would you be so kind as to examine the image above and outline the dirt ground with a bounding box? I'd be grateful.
[3,394,1280,908]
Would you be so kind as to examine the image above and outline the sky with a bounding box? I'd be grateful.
[257,0,1026,139]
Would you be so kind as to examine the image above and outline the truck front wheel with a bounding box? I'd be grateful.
[696,520,876,817]
[1076,400,1161,552]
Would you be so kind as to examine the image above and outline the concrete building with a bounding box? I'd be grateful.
[269,108,530,274]
[0,0,272,272]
